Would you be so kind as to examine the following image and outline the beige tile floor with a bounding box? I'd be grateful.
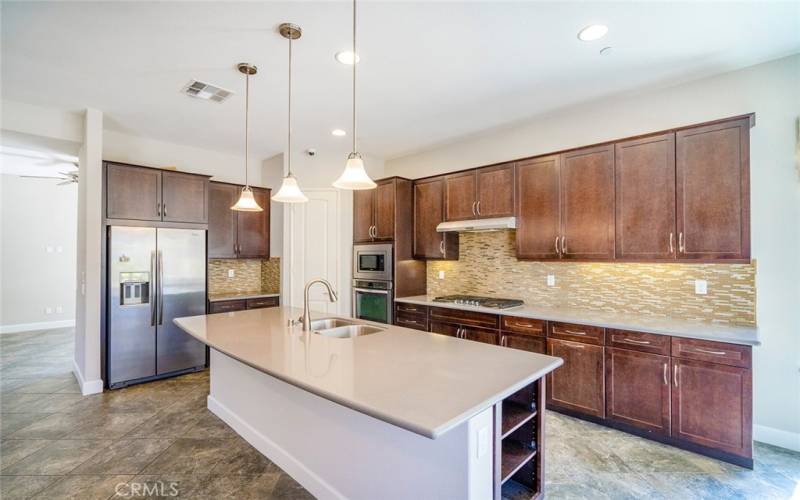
[1,327,798,499]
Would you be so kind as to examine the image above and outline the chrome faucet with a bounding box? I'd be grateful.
[301,278,339,331]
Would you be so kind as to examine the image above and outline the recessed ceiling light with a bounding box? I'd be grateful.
[578,24,608,42]
[335,51,360,65]
[331,129,347,137]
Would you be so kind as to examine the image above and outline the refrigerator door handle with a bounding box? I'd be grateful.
[150,250,157,326]
[158,250,164,325]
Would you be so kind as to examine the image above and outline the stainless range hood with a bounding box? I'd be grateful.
[436,216,517,233]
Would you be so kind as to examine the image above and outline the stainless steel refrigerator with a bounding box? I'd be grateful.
[108,226,206,388]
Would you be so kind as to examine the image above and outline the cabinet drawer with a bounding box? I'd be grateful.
[549,322,605,345]
[607,329,670,355]
[429,307,498,329]
[396,302,428,315]
[501,316,545,337]
[463,326,499,345]
[246,296,279,309]
[209,300,247,313]
[672,337,751,368]
[395,311,428,331]
[501,333,545,354]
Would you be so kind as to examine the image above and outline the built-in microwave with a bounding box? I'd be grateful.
[353,243,393,281]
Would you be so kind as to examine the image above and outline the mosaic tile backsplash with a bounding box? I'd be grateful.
[208,258,280,294]
[427,231,756,326]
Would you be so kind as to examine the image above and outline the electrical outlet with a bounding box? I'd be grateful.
[695,279,708,295]
[438,270,445,280]
[56,306,63,314]
[547,275,555,287]
[228,269,235,278]
[477,426,489,458]
[56,245,63,253]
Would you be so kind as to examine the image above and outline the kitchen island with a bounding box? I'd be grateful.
[175,306,562,500]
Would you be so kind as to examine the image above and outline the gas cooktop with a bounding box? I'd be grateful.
[432,295,524,309]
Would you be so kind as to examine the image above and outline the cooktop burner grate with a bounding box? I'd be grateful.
[433,295,524,309]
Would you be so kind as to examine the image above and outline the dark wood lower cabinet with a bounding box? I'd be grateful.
[606,347,670,435]
[502,333,545,354]
[547,338,605,418]
[671,358,752,458]
[428,320,460,338]
[463,326,498,345]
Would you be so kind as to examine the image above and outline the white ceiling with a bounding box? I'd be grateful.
[2,1,798,161]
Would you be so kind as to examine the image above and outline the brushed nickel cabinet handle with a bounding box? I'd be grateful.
[663,363,668,385]
[669,232,674,254]
[563,329,586,336]
[157,203,161,216]
[621,338,651,345]
[562,236,567,254]
[673,364,679,387]
[163,203,167,217]
[555,236,560,256]
[476,201,481,215]
[471,201,477,216]
[513,322,536,328]
[694,347,727,356]
[439,239,445,255]
[679,232,685,253]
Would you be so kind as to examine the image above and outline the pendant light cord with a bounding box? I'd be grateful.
[288,33,293,177]
[244,69,250,188]
[352,0,357,154]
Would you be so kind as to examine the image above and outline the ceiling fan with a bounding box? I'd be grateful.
[20,165,79,185]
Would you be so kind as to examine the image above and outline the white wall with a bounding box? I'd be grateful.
[0,175,77,332]
[385,54,800,450]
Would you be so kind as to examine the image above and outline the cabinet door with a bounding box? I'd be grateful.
[444,170,477,221]
[208,300,247,313]
[502,334,545,354]
[207,183,239,259]
[671,358,752,457]
[414,177,458,259]
[606,347,670,435]
[516,156,561,259]
[373,179,395,240]
[106,163,162,221]
[429,321,460,338]
[161,171,209,224]
[547,338,605,418]
[476,163,514,218]
[463,326,498,345]
[353,188,375,242]
[676,118,750,260]
[236,187,270,258]
[560,145,615,260]
[615,133,676,260]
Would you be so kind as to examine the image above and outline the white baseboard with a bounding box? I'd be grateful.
[207,395,345,500]
[755,424,800,452]
[72,358,103,396]
[0,319,75,334]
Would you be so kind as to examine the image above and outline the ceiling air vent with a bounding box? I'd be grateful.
[181,80,234,102]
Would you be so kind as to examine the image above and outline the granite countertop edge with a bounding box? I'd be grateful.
[395,295,760,346]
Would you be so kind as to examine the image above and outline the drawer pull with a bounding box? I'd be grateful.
[693,347,727,356]
[512,322,536,328]
[620,338,651,345]
[563,329,587,336]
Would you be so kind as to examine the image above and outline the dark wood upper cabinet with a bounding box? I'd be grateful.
[208,181,270,259]
[105,163,209,224]
[547,338,605,418]
[353,188,375,243]
[671,358,752,457]
[106,163,162,221]
[606,347,671,435]
[161,171,209,224]
[615,133,676,260]
[560,145,615,260]
[516,155,561,260]
[476,163,515,218]
[207,182,239,259]
[237,187,270,258]
[676,118,750,260]
[445,171,477,221]
[413,176,458,259]
[374,179,396,240]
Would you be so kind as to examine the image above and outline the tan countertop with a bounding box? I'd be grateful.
[207,291,280,302]
[396,295,760,346]
[174,306,562,439]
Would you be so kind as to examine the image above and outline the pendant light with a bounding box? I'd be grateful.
[231,63,263,211]
[272,23,309,203]
[332,0,376,190]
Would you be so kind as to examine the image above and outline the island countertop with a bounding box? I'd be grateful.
[174,306,562,439]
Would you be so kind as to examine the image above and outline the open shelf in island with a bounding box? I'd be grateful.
[495,379,544,499]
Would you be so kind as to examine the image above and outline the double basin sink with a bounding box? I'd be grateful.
[309,318,385,339]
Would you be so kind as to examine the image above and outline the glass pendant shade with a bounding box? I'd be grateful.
[231,186,263,211]
[271,173,309,203]
[333,153,377,190]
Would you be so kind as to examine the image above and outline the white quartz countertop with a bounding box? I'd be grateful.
[174,306,562,439]
[396,296,760,346]
[207,291,280,302]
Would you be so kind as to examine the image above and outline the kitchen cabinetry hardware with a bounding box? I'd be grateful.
[663,362,668,385]
[157,250,164,325]
[679,232,685,253]
[512,322,535,328]
[669,232,674,253]
[564,329,586,336]
[471,201,477,216]
[476,201,481,215]
[157,203,161,216]
[693,347,727,356]
[561,236,567,254]
[163,204,167,217]
[150,251,157,326]
[673,364,678,387]
[554,236,560,255]
[440,240,445,254]
[621,338,651,345]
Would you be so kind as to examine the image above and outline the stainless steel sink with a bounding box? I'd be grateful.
[314,324,385,339]
[309,318,356,330]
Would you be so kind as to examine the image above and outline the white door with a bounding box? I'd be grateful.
[285,189,342,315]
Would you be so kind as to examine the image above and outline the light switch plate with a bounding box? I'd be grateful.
[695,279,708,295]
[547,275,555,287]
[228,269,235,278]
[438,270,445,280]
